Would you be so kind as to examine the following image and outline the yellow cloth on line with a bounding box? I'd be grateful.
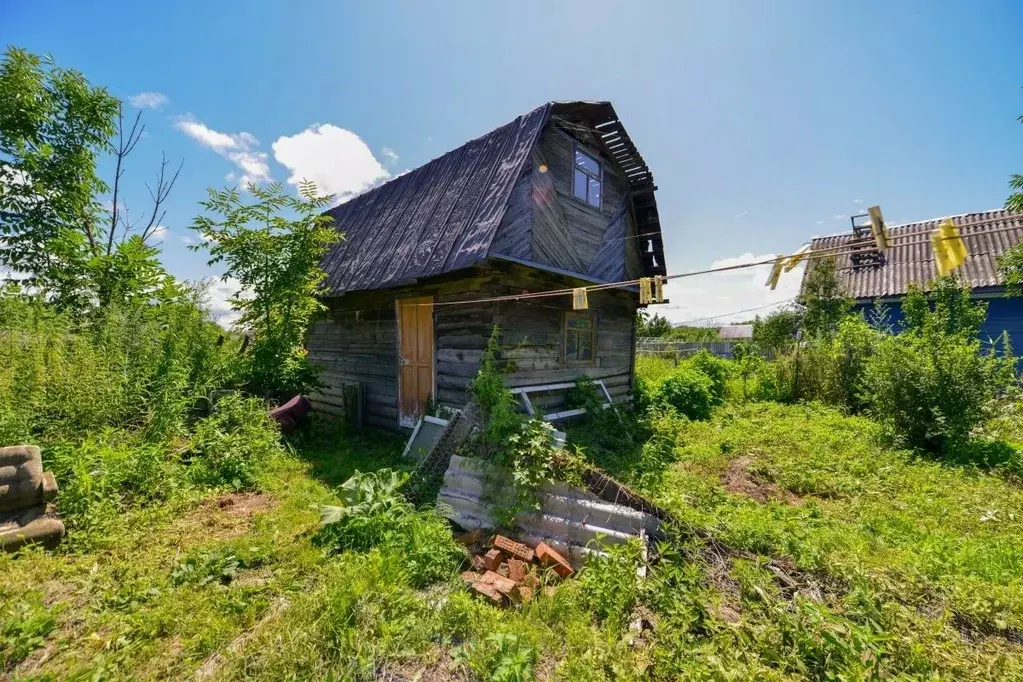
[765,257,784,290]
[572,287,588,310]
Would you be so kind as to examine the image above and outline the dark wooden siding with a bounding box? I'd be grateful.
[532,125,635,276]
[308,261,637,430]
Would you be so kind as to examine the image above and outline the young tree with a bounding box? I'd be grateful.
[800,258,853,339]
[0,47,181,309]
[190,181,338,399]
[636,310,673,337]
[752,308,801,354]
[0,47,117,307]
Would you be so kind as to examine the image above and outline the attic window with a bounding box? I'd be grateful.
[572,146,602,209]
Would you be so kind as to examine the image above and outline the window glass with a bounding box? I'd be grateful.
[565,313,595,363]
[572,145,602,209]
[574,149,600,176]
[572,169,588,201]
[587,176,601,208]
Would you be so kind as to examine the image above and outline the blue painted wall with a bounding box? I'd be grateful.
[856,291,1023,352]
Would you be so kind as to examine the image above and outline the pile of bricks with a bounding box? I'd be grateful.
[456,530,574,606]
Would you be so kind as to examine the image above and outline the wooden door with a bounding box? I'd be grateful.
[396,296,434,427]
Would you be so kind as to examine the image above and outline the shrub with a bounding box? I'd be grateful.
[653,367,714,420]
[784,315,879,412]
[315,469,461,588]
[186,393,283,490]
[0,289,236,444]
[45,433,187,543]
[683,350,730,406]
[864,329,1013,453]
[578,538,645,632]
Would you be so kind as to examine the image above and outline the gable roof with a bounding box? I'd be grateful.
[319,101,664,295]
[804,209,1023,300]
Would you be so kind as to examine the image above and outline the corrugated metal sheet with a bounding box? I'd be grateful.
[805,210,1023,299]
[437,454,661,567]
[319,101,666,295]
[717,324,753,340]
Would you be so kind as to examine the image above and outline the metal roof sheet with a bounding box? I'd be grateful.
[320,101,665,294]
[804,210,1023,299]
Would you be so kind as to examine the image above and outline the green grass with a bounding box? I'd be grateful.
[7,359,1023,680]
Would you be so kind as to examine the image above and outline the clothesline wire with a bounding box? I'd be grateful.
[317,221,1023,312]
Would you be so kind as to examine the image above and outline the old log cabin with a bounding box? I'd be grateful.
[306,101,667,429]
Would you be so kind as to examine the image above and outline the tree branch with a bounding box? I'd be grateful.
[107,105,145,255]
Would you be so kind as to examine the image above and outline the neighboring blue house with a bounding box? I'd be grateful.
[803,210,1023,347]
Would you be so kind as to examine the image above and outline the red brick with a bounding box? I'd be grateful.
[461,571,481,585]
[535,542,574,578]
[507,558,528,583]
[470,581,505,605]
[480,570,517,595]
[512,583,535,603]
[455,528,483,546]
[472,555,487,572]
[490,535,535,562]
[482,548,504,572]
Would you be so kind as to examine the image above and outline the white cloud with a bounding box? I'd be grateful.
[853,199,864,204]
[833,214,847,220]
[179,234,196,245]
[816,220,825,225]
[150,225,168,241]
[128,92,168,109]
[648,252,804,326]
[174,115,271,186]
[272,124,390,202]
[733,210,748,220]
[204,277,248,327]
[381,147,399,164]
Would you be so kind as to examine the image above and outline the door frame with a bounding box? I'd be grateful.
[395,295,436,428]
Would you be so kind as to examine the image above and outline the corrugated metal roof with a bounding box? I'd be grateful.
[805,210,1023,299]
[320,101,665,294]
[717,324,753,340]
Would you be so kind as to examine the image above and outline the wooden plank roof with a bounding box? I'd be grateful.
[319,101,666,295]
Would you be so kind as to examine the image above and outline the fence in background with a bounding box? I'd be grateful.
[636,338,769,360]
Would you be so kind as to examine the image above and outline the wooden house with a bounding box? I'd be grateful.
[306,101,667,429]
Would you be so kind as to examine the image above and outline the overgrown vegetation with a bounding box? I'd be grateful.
[5,44,1023,682]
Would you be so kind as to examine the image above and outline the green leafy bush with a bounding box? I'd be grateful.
[451,632,536,682]
[653,367,714,420]
[863,282,1015,453]
[683,349,730,406]
[782,315,880,412]
[315,469,461,588]
[864,329,1013,453]
[0,290,237,444]
[45,433,186,543]
[186,393,283,490]
[578,538,645,632]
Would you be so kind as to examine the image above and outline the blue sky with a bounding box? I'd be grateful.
[4,0,1023,322]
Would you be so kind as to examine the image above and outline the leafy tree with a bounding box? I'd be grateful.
[636,310,673,337]
[752,308,801,354]
[0,47,118,307]
[902,277,987,339]
[800,258,853,339]
[190,181,338,398]
[0,47,180,309]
